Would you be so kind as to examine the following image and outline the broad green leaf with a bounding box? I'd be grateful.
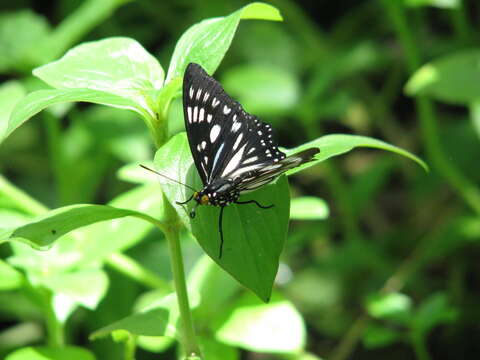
[285,134,427,175]
[362,323,400,349]
[0,10,51,72]
[215,293,306,353]
[47,269,109,322]
[7,185,163,276]
[0,81,26,141]
[0,259,24,290]
[91,292,199,340]
[6,204,161,249]
[403,0,459,8]
[34,37,164,116]
[290,196,329,220]
[405,50,480,104]
[4,88,148,143]
[154,133,290,302]
[366,292,412,320]
[117,161,157,184]
[221,64,299,116]
[410,293,457,338]
[5,346,95,360]
[166,2,282,83]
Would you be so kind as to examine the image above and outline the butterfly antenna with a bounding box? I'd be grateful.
[139,164,196,192]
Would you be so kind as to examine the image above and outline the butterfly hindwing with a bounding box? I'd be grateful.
[183,63,287,187]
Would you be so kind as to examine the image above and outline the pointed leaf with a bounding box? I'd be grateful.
[290,196,329,220]
[154,133,289,302]
[5,204,161,249]
[285,134,427,175]
[166,2,282,83]
[4,88,148,142]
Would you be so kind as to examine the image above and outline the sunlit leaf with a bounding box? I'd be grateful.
[166,2,282,83]
[5,346,95,360]
[0,81,26,141]
[0,259,24,290]
[4,88,148,143]
[34,37,164,116]
[290,196,329,220]
[403,0,459,8]
[215,293,306,353]
[366,292,412,320]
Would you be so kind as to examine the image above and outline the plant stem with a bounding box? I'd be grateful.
[0,175,47,216]
[124,335,137,360]
[106,252,171,291]
[43,292,65,347]
[382,0,480,216]
[163,199,201,359]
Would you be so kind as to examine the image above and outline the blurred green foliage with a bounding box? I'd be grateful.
[0,1,479,360]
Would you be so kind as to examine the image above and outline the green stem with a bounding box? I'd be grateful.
[0,175,47,216]
[382,0,480,216]
[124,335,137,360]
[43,112,68,206]
[106,252,171,291]
[43,292,65,347]
[449,0,471,45]
[163,199,201,359]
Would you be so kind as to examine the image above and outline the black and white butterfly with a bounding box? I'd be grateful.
[175,63,319,258]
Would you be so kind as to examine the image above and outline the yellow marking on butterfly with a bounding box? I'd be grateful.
[201,195,209,205]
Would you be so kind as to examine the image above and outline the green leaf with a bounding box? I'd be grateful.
[0,259,24,290]
[366,292,412,320]
[46,269,109,322]
[290,196,329,220]
[0,81,26,141]
[403,0,459,8]
[34,37,164,116]
[285,134,428,175]
[6,204,161,249]
[362,323,400,349]
[5,346,95,360]
[221,64,299,116]
[117,161,157,184]
[215,293,306,353]
[91,291,199,340]
[154,133,290,302]
[410,293,457,338]
[405,50,480,104]
[199,337,239,360]
[0,10,51,72]
[165,2,282,83]
[4,88,148,143]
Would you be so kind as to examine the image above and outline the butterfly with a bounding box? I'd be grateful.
[143,63,319,258]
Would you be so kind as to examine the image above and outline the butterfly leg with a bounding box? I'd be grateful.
[176,193,194,205]
[235,199,274,209]
[218,206,226,259]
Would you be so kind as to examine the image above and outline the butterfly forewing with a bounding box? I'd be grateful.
[183,63,287,187]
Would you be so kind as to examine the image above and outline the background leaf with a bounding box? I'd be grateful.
[290,196,329,220]
[5,346,95,360]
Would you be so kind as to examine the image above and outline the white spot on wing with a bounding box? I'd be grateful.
[247,147,256,154]
[243,156,258,164]
[187,106,192,123]
[232,122,241,132]
[233,133,243,150]
[189,86,194,99]
[203,92,210,102]
[196,88,202,100]
[222,143,247,176]
[212,97,219,107]
[199,108,205,122]
[223,105,231,115]
[207,114,213,123]
[201,141,207,149]
[210,124,221,143]
[193,106,198,123]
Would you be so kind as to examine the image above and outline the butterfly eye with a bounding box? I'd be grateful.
[201,195,209,205]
